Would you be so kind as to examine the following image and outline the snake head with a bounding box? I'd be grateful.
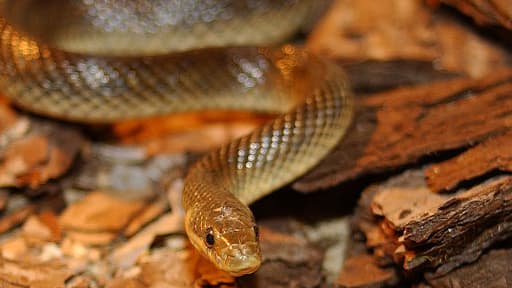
[185,198,262,277]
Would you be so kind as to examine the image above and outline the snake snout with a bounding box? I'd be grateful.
[222,243,261,276]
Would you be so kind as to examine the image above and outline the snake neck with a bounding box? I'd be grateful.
[183,166,261,276]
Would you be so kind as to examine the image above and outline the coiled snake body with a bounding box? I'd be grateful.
[0,0,353,276]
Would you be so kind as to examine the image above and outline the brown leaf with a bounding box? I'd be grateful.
[0,258,72,288]
[59,191,147,233]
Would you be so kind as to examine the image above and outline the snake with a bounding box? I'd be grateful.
[0,0,353,276]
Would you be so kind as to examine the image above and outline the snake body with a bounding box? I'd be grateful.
[0,0,353,276]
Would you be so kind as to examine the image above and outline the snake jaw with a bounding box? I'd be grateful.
[219,243,261,276]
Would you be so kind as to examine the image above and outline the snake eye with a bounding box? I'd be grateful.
[253,225,259,241]
[205,228,215,248]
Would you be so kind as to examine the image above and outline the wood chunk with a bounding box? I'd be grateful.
[295,69,512,192]
[364,169,512,276]
[59,191,147,232]
[351,185,393,261]
[371,187,448,230]
[339,189,401,288]
[426,130,512,192]
[307,0,510,77]
[336,254,397,288]
[425,248,512,288]
[440,0,512,29]
[350,169,512,287]
[401,176,512,275]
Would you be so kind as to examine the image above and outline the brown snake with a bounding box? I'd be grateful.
[0,0,353,276]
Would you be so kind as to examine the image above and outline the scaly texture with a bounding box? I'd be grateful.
[0,0,354,276]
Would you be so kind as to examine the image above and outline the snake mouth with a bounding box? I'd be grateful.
[225,255,261,277]
[219,244,262,277]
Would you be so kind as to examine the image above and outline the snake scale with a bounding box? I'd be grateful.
[0,0,353,276]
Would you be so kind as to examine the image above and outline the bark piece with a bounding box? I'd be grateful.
[307,0,510,77]
[426,130,512,192]
[295,69,512,192]
[371,187,448,230]
[425,248,512,288]
[336,187,401,288]
[440,0,512,29]
[400,176,512,275]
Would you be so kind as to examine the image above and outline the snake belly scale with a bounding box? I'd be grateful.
[0,0,354,276]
